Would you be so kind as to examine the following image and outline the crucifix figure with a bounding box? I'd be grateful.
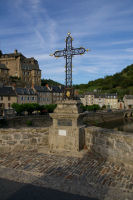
[50,32,89,98]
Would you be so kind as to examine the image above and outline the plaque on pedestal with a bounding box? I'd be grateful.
[49,100,86,152]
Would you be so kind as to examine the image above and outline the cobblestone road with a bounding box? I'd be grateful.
[0,150,133,200]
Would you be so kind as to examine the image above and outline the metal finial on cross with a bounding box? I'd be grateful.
[50,32,89,98]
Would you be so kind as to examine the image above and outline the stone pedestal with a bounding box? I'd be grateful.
[49,100,85,152]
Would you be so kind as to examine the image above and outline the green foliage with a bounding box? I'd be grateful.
[23,103,36,115]
[81,104,100,111]
[44,104,57,113]
[41,79,63,86]
[12,103,25,115]
[74,64,133,98]
[12,103,57,115]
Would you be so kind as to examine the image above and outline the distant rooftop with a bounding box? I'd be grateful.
[0,87,16,96]
[15,88,36,95]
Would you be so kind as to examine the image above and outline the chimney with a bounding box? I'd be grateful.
[14,49,18,54]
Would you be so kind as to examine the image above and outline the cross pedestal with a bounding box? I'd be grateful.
[49,100,85,153]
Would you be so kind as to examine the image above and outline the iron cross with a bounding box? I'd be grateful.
[50,32,89,87]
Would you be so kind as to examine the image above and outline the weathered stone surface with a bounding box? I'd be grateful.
[49,100,86,152]
[0,151,133,200]
[0,127,49,152]
[85,126,133,170]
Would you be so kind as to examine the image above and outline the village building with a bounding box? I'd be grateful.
[80,93,118,109]
[51,85,64,104]
[0,63,9,85]
[123,95,133,109]
[15,88,37,104]
[105,94,118,109]
[34,86,52,105]
[80,93,95,106]
[94,94,106,108]
[0,50,41,87]
[0,86,17,116]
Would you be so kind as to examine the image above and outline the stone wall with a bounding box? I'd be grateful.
[5,115,52,128]
[83,111,124,125]
[0,127,49,153]
[85,126,133,170]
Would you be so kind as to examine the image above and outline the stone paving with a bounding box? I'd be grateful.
[0,150,133,200]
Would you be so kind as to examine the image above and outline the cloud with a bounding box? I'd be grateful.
[1,0,133,84]
[125,48,133,52]
[111,40,133,45]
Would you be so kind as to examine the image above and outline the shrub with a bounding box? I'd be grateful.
[81,104,100,112]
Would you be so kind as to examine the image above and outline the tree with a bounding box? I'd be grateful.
[12,103,25,115]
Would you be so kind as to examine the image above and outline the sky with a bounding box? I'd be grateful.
[0,0,133,85]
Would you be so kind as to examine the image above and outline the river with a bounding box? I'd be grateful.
[98,118,133,133]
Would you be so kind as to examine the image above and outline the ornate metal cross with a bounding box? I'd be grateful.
[50,32,89,98]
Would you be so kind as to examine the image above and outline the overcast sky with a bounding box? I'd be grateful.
[0,0,133,84]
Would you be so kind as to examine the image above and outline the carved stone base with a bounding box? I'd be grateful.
[49,100,85,152]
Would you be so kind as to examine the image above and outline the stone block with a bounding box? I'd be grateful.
[20,140,29,145]
[2,135,12,140]
[30,138,37,144]
[14,134,21,140]
[7,141,17,145]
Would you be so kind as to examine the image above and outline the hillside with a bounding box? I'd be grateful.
[41,79,63,87]
[74,64,133,98]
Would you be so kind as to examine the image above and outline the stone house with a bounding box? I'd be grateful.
[51,86,64,104]
[80,93,118,109]
[0,86,17,115]
[123,95,133,109]
[79,95,86,106]
[15,88,37,104]
[0,50,41,87]
[80,93,95,106]
[34,86,52,105]
[105,94,118,109]
[94,94,106,108]
[0,64,9,85]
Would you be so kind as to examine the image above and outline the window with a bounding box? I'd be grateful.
[32,96,34,100]
[0,96,3,101]
[21,96,23,101]
[8,103,10,108]
[8,96,10,101]
[27,97,29,101]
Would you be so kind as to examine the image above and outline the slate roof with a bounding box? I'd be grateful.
[34,86,63,93]
[21,64,40,71]
[52,86,63,93]
[105,94,118,99]
[0,87,16,96]
[94,94,106,98]
[34,86,51,92]
[15,88,36,95]
[0,64,9,70]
